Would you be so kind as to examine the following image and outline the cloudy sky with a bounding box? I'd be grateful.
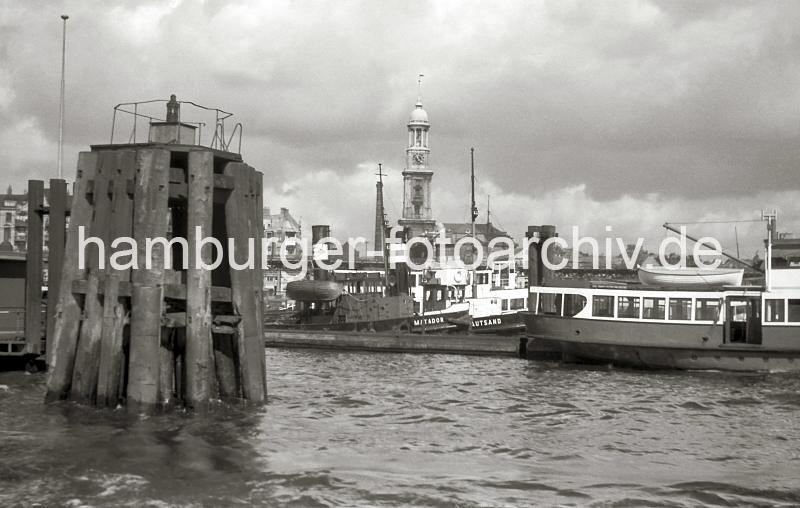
[1,0,799,256]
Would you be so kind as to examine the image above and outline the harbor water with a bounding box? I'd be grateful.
[1,348,799,507]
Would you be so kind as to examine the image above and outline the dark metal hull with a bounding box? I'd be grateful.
[468,312,525,335]
[411,309,469,333]
[522,312,800,372]
[264,315,412,333]
[555,340,800,371]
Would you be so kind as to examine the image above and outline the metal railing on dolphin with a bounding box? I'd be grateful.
[109,98,243,154]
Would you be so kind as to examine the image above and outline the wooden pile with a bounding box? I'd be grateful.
[45,147,267,411]
[20,179,68,360]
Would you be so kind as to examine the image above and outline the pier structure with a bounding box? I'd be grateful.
[45,96,267,411]
[0,179,68,361]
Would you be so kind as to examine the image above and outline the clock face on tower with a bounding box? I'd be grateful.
[412,152,425,165]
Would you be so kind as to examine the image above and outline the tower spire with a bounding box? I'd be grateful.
[399,81,435,238]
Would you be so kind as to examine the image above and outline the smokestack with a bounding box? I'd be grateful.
[312,225,331,280]
[526,225,557,289]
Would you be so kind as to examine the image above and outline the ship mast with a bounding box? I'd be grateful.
[376,164,390,292]
[470,148,478,231]
[470,148,479,295]
[762,210,777,291]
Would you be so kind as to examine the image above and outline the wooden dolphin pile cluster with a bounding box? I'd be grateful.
[45,145,267,411]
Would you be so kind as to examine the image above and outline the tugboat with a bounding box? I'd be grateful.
[521,214,800,371]
[408,268,470,333]
[463,260,528,334]
[412,148,529,335]
[266,167,416,333]
[274,278,415,332]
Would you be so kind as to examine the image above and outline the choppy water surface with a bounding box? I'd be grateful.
[1,349,799,507]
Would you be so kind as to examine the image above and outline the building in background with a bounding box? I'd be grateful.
[439,221,513,264]
[263,207,302,258]
[0,188,15,251]
[263,207,303,297]
[1,185,72,283]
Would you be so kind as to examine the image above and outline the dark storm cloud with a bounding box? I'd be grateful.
[1,0,798,230]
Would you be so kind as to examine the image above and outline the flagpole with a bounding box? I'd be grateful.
[58,14,69,179]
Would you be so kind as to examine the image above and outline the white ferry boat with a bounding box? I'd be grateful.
[409,259,529,334]
[521,228,800,371]
[408,266,470,332]
[463,260,528,334]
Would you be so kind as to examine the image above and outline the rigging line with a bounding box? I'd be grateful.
[668,219,763,225]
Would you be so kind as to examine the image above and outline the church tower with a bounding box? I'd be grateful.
[398,85,436,237]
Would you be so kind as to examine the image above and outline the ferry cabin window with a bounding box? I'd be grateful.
[538,293,562,315]
[617,296,640,319]
[502,299,509,311]
[669,298,692,320]
[788,299,800,322]
[643,297,665,319]
[476,273,489,285]
[528,292,538,313]
[696,299,721,321]
[592,295,614,318]
[765,299,785,322]
[510,298,525,310]
[563,294,587,317]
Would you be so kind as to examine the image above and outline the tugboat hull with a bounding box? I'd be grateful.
[411,309,468,333]
[468,313,525,335]
[265,316,412,333]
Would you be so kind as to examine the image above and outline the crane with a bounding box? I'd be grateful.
[662,223,763,273]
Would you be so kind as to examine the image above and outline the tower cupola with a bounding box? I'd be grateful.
[408,101,429,125]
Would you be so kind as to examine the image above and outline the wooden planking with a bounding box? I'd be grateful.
[127,148,170,412]
[185,150,216,409]
[46,152,99,402]
[70,151,122,402]
[95,151,136,406]
[225,162,266,403]
[70,271,104,403]
[86,173,234,200]
[249,168,267,397]
[70,279,232,302]
[169,166,234,189]
[129,284,163,409]
[47,145,267,410]
[25,180,44,356]
[96,274,124,407]
[108,151,137,282]
[46,178,68,363]
[213,333,238,398]
[158,328,175,406]
[83,151,116,269]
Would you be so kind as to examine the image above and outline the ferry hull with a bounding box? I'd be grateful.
[523,313,800,372]
[556,340,800,372]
